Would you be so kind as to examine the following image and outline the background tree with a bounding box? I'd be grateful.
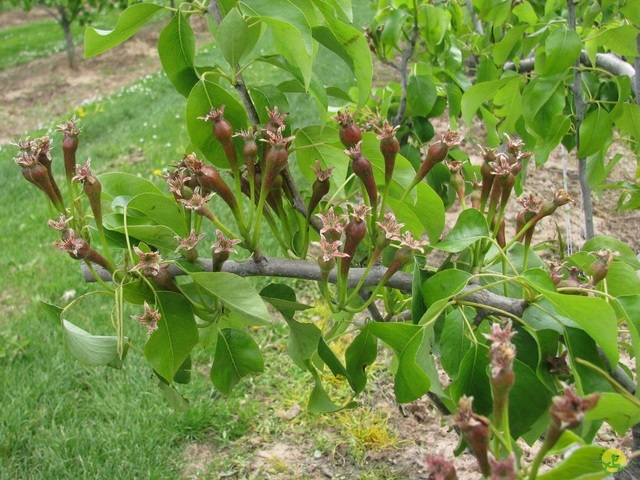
[10,0,127,69]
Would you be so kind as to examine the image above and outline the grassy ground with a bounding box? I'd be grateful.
[0,2,412,479]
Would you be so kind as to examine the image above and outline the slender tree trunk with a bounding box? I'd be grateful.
[58,7,77,70]
[568,0,594,240]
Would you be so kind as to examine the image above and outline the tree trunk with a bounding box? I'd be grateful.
[58,7,77,70]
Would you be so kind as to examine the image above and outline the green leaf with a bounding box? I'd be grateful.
[406,75,437,117]
[185,79,248,168]
[597,25,640,57]
[583,236,640,269]
[449,344,492,416]
[492,25,528,66]
[211,328,264,394]
[417,4,451,49]
[40,301,63,323]
[62,319,128,368]
[345,324,378,395]
[509,360,554,438]
[614,103,640,145]
[439,309,471,379]
[102,214,179,251]
[311,22,373,108]
[84,3,164,58]
[422,270,471,310]
[190,272,272,326]
[544,292,618,366]
[144,292,198,382]
[461,77,514,126]
[578,107,613,158]
[621,0,640,26]
[616,295,640,377]
[285,317,322,370]
[157,381,190,412]
[537,445,608,480]
[260,283,311,319]
[494,76,524,133]
[158,11,199,98]
[521,74,566,138]
[586,392,640,436]
[435,209,489,252]
[126,193,188,236]
[217,7,262,68]
[243,0,313,88]
[317,338,349,380]
[306,361,354,412]
[98,172,163,201]
[541,26,581,76]
[369,323,430,403]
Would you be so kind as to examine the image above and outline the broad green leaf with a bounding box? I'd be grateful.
[621,0,640,26]
[406,75,437,117]
[243,0,313,88]
[190,272,272,325]
[544,292,618,366]
[84,4,164,58]
[461,77,514,126]
[435,209,489,252]
[277,73,329,125]
[122,280,154,305]
[217,8,262,68]
[537,445,608,480]
[494,76,524,133]
[285,317,322,370]
[40,301,63,323]
[578,107,613,158]
[541,26,581,76]
[586,392,640,436]
[439,309,471,379]
[250,85,290,124]
[306,361,355,412]
[311,22,373,108]
[345,325,378,395]
[492,25,528,66]
[260,283,311,319]
[62,319,128,368]
[185,79,248,168]
[534,115,571,165]
[564,326,613,395]
[513,1,538,24]
[614,103,640,146]
[157,381,190,412]
[509,360,554,438]
[317,338,349,380]
[602,262,640,296]
[98,172,163,201]
[102,214,179,251]
[597,25,640,57]
[158,11,199,98]
[173,356,191,384]
[521,74,566,138]
[293,125,349,198]
[144,292,198,382]
[449,344,492,416]
[422,270,471,310]
[616,295,640,378]
[127,193,188,236]
[417,4,450,49]
[211,328,264,394]
[582,236,640,269]
[369,323,430,403]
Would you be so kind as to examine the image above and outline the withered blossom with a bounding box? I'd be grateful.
[349,204,371,222]
[48,214,73,232]
[179,187,214,212]
[132,302,161,333]
[175,229,206,254]
[212,229,241,255]
[56,115,82,136]
[130,246,163,277]
[424,452,458,480]
[549,385,599,430]
[312,160,333,182]
[488,453,517,480]
[314,235,349,263]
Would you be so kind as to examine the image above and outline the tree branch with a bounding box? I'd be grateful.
[391,22,420,127]
[504,52,637,97]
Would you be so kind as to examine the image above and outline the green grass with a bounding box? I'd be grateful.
[0,2,398,478]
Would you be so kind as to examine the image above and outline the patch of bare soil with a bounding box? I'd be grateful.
[0,7,50,28]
